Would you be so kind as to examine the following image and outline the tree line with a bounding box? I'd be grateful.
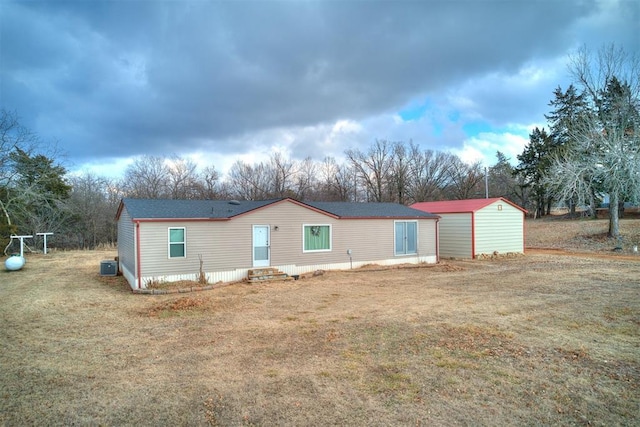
[95,144,515,205]
[1,45,638,252]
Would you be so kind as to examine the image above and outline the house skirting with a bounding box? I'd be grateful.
[122,255,438,290]
[119,263,137,289]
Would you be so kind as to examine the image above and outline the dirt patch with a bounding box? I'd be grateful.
[147,296,208,317]
[351,261,467,273]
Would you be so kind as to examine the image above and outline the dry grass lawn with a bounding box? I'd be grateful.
[1,218,639,426]
[526,216,640,255]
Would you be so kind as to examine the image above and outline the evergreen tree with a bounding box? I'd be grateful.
[488,151,518,201]
[546,85,588,149]
[6,148,72,246]
[515,127,555,217]
[544,85,592,215]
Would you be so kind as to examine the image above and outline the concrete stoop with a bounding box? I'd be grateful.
[248,267,295,283]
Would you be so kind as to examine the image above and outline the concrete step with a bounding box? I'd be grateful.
[248,268,294,283]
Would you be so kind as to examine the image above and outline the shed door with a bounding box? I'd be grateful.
[252,225,270,267]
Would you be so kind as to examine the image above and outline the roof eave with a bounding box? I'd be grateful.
[338,215,440,220]
[115,200,125,221]
[131,217,231,222]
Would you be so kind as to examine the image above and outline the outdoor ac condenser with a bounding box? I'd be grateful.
[100,260,117,276]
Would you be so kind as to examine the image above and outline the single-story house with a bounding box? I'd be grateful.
[116,198,440,289]
[411,198,526,259]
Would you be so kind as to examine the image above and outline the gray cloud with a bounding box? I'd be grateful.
[1,0,636,172]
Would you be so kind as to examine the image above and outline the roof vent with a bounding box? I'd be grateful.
[229,200,241,205]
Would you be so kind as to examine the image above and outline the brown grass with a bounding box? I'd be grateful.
[1,219,639,426]
[526,217,640,253]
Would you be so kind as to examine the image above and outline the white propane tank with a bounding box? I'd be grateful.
[5,255,25,271]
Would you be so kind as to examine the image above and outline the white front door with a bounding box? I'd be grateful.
[252,225,270,267]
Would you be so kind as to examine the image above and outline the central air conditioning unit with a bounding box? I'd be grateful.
[100,260,117,276]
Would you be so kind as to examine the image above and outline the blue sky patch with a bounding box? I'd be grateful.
[462,121,494,137]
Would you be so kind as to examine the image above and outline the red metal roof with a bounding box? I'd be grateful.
[411,197,526,214]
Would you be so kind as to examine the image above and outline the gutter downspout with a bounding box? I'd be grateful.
[135,221,142,289]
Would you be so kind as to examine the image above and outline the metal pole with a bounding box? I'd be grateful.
[484,167,489,198]
[11,235,33,257]
[37,232,54,254]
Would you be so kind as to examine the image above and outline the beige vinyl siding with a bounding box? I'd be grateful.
[136,200,438,283]
[117,207,136,276]
[418,219,438,258]
[474,201,524,255]
[437,213,472,258]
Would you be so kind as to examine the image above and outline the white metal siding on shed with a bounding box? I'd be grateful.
[437,213,472,258]
[411,198,525,259]
[474,200,524,255]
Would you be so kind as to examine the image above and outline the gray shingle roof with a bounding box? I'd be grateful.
[304,201,439,219]
[121,198,280,219]
[120,198,439,220]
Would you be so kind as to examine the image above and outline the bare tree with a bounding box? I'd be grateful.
[1,111,36,174]
[166,156,200,199]
[195,165,222,199]
[226,160,270,200]
[67,173,118,248]
[317,157,355,201]
[266,152,295,197]
[445,157,485,200]
[568,44,639,108]
[407,145,455,203]
[389,142,410,204]
[122,155,170,198]
[345,139,394,202]
[292,156,317,200]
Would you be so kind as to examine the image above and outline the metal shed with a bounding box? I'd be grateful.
[411,198,526,259]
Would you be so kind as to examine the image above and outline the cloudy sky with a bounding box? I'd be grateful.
[1,0,638,179]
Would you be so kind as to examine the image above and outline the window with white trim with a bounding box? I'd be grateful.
[395,221,417,255]
[303,224,332,252]
[168,227,186,258]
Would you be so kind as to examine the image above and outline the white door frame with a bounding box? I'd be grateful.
[252,225,270,267]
